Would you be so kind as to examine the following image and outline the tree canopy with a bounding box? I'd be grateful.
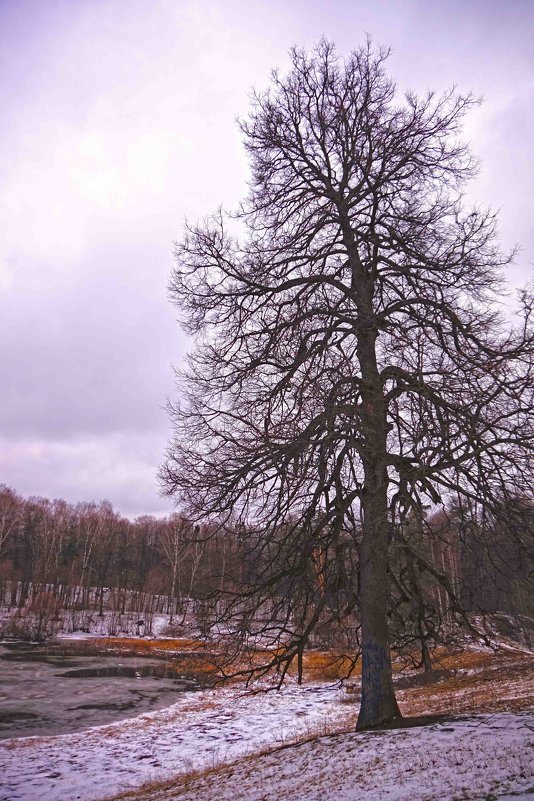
[161,41,534,729]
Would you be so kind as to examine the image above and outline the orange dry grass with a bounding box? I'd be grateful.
[212,646,358,682]
[397,647,534,717]
[430,645,498,670]
[86,638,358,681]
[299,650,359,681]
[91,637,207,653]
[84,637,534,708]
[87,637,219,675]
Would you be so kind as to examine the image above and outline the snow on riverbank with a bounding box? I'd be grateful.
[2,681,533,801]
[0,681,355,801]
[2,644,533,801]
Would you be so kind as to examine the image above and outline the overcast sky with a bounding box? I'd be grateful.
[1,0,533,519]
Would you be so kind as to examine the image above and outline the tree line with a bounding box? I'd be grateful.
[0,484,223,622]
[1,483,531,654]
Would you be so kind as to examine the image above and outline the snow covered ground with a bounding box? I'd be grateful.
[0,681,356,801]
[1,682,533,801]
[116,711,534,801]
[1,645,533,801]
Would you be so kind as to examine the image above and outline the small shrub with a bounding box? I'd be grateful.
[6,592,63,641]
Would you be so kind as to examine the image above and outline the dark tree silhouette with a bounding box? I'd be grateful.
[161,41,533,729]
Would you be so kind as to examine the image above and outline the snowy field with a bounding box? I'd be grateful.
[116,711,534,801]
[1,644,533,801]
[0,681,356,801]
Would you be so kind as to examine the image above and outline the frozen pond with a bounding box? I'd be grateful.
[0,641,205,739]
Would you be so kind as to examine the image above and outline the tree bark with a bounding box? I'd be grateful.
[355,318,401,729]
[356,455,401,728]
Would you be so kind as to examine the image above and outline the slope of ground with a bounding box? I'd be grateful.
[0,645,532,801]
[111,711,534,801]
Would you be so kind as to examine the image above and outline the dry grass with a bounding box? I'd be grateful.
[298,649,359,681]
[86,638,351,680]
[85,636,220,675]
[294,643,534,715]
[85,637,534,699]
[396,646,534,717]
[90,636,208,653]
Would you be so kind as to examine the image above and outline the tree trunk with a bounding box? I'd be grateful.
[356,459,401,729]
[355,316,401,729]
[169,567,176,624]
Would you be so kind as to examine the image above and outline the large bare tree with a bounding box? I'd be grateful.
[161,41,533,729]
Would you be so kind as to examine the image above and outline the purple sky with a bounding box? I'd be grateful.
[1,0,533,519]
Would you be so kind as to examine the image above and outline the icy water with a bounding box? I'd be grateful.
[0,642,205,739]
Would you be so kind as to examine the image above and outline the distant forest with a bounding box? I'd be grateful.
[0,483,532,651]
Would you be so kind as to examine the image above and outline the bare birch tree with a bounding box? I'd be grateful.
[161,41,534,728]
[0,485,22,564]
[158,514,189,621]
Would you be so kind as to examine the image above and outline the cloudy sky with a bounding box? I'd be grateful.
[1,0,533,519]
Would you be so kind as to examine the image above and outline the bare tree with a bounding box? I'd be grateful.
[158,514,189,621]
[91,501,121,617]
[0,485,22,564]
[72,502,100,608]
[161,40,533,728]
[0,485,23,603]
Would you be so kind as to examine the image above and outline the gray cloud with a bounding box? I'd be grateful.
[1,0,532,518]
